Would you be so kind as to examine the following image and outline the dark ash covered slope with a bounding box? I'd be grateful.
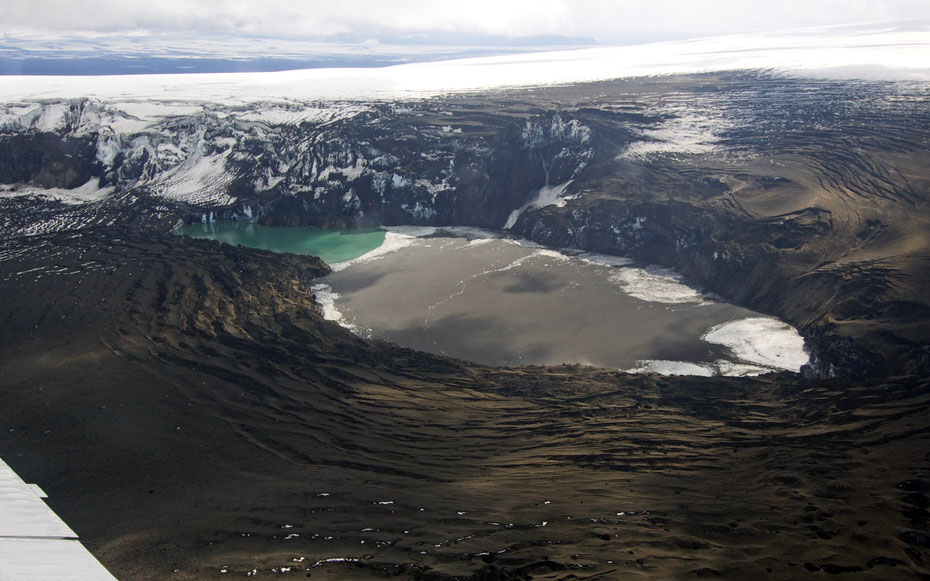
[1,230,929,579]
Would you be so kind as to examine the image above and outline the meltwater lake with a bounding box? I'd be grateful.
[176,221,386,264]
[178,223,809,376]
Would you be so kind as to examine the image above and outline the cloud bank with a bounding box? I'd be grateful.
[3,0,930,43]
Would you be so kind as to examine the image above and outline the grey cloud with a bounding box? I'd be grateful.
[2,0,929,43]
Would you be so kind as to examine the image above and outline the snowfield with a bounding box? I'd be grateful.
[0,22,928,105]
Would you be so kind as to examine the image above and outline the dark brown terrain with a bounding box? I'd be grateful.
[1,74,930,579]
[0,230,928,579]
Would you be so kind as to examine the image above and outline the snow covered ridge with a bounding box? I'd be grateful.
[0,95,598,225]
[0,21,928,104]
[0,99,368,136]
[0,98,376,209]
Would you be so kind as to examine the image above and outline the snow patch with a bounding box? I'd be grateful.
[414,177,453,197]
[106,114,154,135]
[111,101,203,121]
[401,201,437,220]
[391,173,410,189]
[235,104,367,126]
[34,102,69,132]
[533,249,569,261]
[621,113,731,159]
[319,161,366,182]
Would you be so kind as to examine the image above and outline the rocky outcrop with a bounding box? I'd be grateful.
[0,133,101,188]
[801,332,884,379]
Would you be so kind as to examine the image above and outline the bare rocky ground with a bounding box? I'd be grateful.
[1,74,930,579]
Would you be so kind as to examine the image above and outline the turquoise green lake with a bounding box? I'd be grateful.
[176,222,386,264]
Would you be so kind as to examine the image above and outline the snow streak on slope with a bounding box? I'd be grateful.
[503,180,574,229]
[152,151,236,206]
[0,179,114,205]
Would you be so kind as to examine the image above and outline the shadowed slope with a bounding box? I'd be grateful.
[1,230,928,579]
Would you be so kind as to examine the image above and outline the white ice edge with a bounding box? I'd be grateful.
[626,358,781,377]
[702,317,809,372]
[329,225,509,271]
[329,229,430,272]
[309,282,355,332]
[574,252,634,268]
[1,23,928,104]
[626,360,717,377]
[629,317,809,376]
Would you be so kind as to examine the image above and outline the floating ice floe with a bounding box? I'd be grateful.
[703,317,809,372]
[609,265,705,304]
[574,252,634,268]
[628,317,809,376]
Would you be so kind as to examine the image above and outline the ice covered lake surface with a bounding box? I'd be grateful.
[176,222,387,264]
[311,227,809,377]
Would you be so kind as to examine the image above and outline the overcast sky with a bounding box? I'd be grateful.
[3,0,930,43]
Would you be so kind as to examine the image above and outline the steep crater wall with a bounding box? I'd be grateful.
[3,78,928,378]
